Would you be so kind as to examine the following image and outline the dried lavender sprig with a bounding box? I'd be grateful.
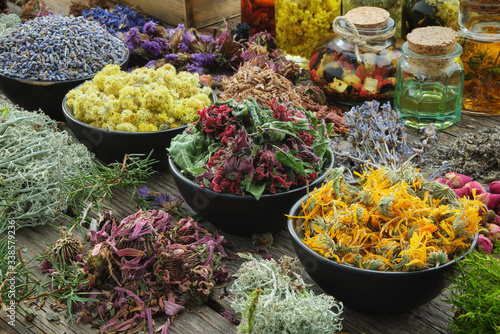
[333,100,433,178]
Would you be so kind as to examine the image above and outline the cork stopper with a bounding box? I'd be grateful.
[407,26,458,56]
[344,7,390,28]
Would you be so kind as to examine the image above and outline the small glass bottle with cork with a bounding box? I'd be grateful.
[394,26,464,130]
[309,7,401,104]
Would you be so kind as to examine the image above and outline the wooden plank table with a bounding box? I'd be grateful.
[1,4,500,333]
[2,110,499,334]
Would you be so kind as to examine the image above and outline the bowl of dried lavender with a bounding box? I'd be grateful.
[62,65,216,169]
[0,15,129,121]
[287,165,481,315]
[168,99,334,236]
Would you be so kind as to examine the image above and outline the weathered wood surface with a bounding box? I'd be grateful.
[7,0,240,28]
[2,4,500,332]
[2,111,499,334]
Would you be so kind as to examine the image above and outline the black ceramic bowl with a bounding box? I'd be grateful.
[0,44,129,121]
[288,195,479,316]
[62,85,216,170]
[168,151,334,236]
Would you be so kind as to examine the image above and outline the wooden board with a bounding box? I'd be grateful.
[113,0,241,28]
[10,0,240,28]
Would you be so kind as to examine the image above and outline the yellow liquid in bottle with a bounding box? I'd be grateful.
[459,24,500,115]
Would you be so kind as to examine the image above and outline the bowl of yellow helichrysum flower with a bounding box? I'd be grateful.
[62,64,216,169]
[287,165,480,315]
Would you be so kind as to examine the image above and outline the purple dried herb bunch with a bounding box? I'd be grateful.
[41,209,228,333]
[239,31,301,84]
[333,101,418,176]
[120,21,240,73]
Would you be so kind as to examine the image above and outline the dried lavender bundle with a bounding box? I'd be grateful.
[333,100,436,177]
[0,105,93,228]
[231,254,343,334]
[426,126,500,182]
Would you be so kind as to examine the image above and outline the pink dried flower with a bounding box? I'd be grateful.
[444,172,473,189]
[478,234,493,254]
[489,181,500,194]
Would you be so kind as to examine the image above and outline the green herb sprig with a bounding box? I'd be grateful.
[445,245,500,334]
[64,153,157,220]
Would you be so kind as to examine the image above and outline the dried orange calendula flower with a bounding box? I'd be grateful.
[292,165,481,272]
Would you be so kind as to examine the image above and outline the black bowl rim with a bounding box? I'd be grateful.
[168,148,335,200]
[0,39,130,85]
[62,82,216,136]
[288,192,479,276]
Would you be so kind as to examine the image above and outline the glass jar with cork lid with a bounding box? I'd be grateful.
[309,7,401,104]
[395,26,464,129]
[458,0,500,115]
[342,0,404,38]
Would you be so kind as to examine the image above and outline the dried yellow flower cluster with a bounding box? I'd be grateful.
[66,64,213,132]
[275,0,341,58]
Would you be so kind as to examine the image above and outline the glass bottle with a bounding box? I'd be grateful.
[395,27,464,130]
[241,0,276,37]
[342,0,404,38]
[402,0,459,39]
[458,0,500,116]
[274,0,341,62]
[309,7,401,104]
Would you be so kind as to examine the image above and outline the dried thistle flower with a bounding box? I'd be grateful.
[50,229,84,265]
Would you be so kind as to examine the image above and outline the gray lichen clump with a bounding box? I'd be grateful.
[230,254,344,334]
[0,105,93,229]
[0,14,21,38]
[426,126,500,182]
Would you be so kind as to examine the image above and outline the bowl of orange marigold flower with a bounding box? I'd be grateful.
[287,164,481,315]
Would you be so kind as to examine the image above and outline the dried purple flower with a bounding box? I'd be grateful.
[143,21,156,37]
[221,310,240,325]
[138,186,150,199]
[153,37,169,51]
[199,34,215,44]
[142,40,162,57]
[123,27,143,50]
[55,209,229,333]
[164,54,178,62]
[333,100,420,178]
